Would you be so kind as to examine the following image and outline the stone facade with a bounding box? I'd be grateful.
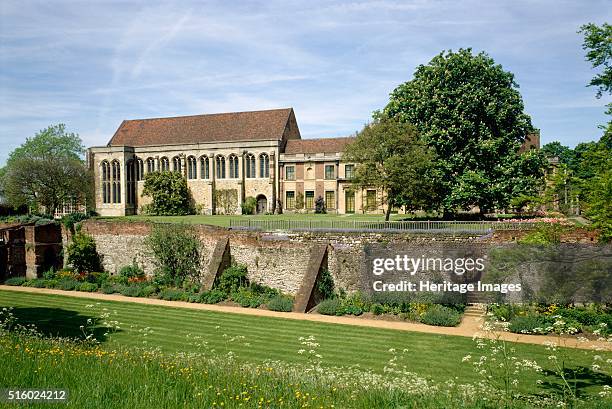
[88,108,390,217]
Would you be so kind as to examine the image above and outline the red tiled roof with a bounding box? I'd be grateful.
[108,108,294,146]
[283,137,355,155]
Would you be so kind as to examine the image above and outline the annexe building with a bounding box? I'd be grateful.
[88,108,380,216]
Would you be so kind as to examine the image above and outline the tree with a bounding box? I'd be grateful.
[342,116,437,221]
[315,196,326,214]
[541,141,576,165]
[1,124,91,216]
[579,23,612,101]
[142,171,193,215]
[384,48,547,215]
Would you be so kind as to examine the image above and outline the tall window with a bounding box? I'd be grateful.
[126,160,135,204]
[285,166,295,180]
[160,157,169,171]
[216,155,226,179]
[146,157,155,173]
[135,158,144,181]
[200,156,209,179]
[245,154,256,178]
[172,156,181,172]
[325,191,335,209]
[345,164,354,179]
[285,191,295,209]
[325,165,335,180]
[305,191,314,209]
[101,160,110,204]
[111,160,121,204]
[345,191,355,213]
[366,189,376,211]
[229,154,239,178]
[187,156,197,179]
[259,153,269,178]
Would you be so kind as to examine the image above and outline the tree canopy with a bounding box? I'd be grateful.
[0,124,91,216]
[384,48,547,215]
[142,171,193,216]
[342,116,437,220]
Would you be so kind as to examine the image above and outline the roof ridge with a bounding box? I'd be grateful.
[122,107,293,123]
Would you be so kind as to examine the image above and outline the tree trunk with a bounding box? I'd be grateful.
[385,202,392,221]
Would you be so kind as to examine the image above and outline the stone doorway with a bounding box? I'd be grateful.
[256,194,267,214]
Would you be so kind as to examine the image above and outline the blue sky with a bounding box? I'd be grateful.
[1,0,610,165]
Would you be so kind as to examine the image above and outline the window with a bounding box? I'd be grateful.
[101,160,110,204]
[285,166,295,180]
[366,189,376,211]
[172,156,181,172]
[245,154,256,178]
[126,160,135,204]
[325,165,335,180]
[135,158,144,181]
[259,153,269,178]
[160,157,169,171]
[345,164,354,179]
[200,156,209,179]
[345,191,355,213]
[286,191,295,209]
[305,191,314,209]
[111,160,121,204]
[229,154,239,178]
[146,158,155,173]
[306,167,314,179]
[187,156,197,179]
[216,155,226,179]
[325,191,335,209]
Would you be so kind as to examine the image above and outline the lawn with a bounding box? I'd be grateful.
[96,213,407,227]
[1,290,608,395]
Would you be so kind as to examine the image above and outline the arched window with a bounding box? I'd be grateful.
[187,156,197,179]
[160,157,169,171]
[146,157,155,173]
[126,160,135,204]
[228,154,239,178]
[101,160,110,204]
[172,156,181,172]
[245,153,256,178]
[135,158,144,181]
[259,153,269,178]
[216,155,226,179]
[111,160,121,204]
[200,156,209,179]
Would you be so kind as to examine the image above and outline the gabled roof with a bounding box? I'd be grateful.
[283,137,355,155]
[107,108,296,147]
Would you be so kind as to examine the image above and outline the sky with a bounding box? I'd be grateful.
[0,0,610,165]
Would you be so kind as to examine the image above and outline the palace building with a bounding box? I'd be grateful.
[88,108,382,216]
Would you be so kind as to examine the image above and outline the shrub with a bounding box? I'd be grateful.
[77,282,98,292]
[421,305,462,327]
[101,283,118,294]
[57,279,78,291]
[119,261,145,281]
[508,315,553,334]
[44,279,58,289]
[231,287,265,308]
[316,269,335,300]
[85,272,109,285]
[145,224,201,286]
[159,288,189,301]
[317,298,343,316]
[66,232,102,273]
[341,291,371,314]
[42,267,56,280]
[142,171,193,216]
[371,303,385,315]
[119,285,144,297]
[61,212,89,232]
[27,279,47,288]
[198,289,227,304]
[215,265,249,295]
[315,195,326,214]
[141,285,158,297]
[267,294,294,312]
[241,196,257,215]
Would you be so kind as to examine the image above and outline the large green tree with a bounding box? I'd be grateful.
[342,116,437,221]
[384,48,547,215]
[142,171,193,216]
[0,124,91,216]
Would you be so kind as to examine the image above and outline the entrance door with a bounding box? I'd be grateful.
[256,195,267,214]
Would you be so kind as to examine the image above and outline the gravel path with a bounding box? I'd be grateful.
[1,285,609,351]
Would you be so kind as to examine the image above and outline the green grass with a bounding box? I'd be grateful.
[1,291,609,392]
[95,213,407,227]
